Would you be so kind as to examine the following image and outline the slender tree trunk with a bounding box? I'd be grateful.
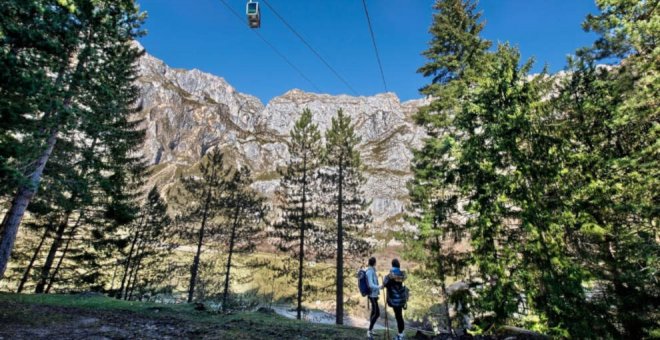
[0,35,93,280]
[0,127,60,279]
[127,245,146,300]
[188,191,212,303]
[110,262,118,291]
[605,230,640,339]
[124,237,146,300]
[45,211,84,293]
[222,205,242,308]
[296,156,308,320]
[16,219,54,293]
[435,236,453,334]
[0,212,8,244]
[35,210,71,293]
[123,256,137,300]
[336,162,344,325]
[44,128,98,293]
[118,216,144,299]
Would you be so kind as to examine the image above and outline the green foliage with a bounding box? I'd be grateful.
[416,0,491,136]
[320,109,372,324]
[407,0,491,332]
[0,0,147,289]
[273,108,324,259]
[272,108,324,319]
[320,108,372,258]
[407,0,658,337]
[550,1,660,334]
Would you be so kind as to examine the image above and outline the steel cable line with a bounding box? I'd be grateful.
[218,0,321,92]
[261,0,359,96]
[361,0,388,92]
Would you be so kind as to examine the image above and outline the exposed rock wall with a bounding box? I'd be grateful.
[135,49,429,229]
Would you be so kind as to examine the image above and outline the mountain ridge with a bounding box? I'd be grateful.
[134,46,429,232]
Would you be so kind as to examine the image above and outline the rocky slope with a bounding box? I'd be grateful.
[134,46,428,230]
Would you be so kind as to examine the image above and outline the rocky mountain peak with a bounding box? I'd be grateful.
[135,50,427,229]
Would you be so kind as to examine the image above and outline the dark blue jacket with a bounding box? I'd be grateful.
[383,268,407,308]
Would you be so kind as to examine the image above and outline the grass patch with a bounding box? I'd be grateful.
[0,293,381,339]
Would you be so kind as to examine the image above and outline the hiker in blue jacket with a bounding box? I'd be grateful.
[365,257,380,339]
[383,258,407,340]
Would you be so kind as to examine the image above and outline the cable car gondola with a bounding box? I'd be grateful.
[246,1,260,28]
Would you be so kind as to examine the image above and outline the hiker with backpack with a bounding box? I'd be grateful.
[362,257,380,339]
[383,258,408,340]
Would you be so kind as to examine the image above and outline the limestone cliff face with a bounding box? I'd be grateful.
[135,49,428,228]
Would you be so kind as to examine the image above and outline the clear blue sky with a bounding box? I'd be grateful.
[136,1,599,104]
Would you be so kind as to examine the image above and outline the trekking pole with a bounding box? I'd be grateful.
[382,276,390,340]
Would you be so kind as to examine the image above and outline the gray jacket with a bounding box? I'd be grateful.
[365,266,380,298]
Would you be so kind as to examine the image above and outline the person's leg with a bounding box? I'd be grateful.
[368,297,380,331]
[394,306,404,334]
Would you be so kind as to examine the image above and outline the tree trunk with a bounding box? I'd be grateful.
[435,236,453,334]
[16,219,54,293]
[223,205,242,308]
[124,237,146,300]
[335,162,344,325]
[110,262,118,292]
[45,211,84,293]
[0,36,92,280]
[296,156,308,320]
[0,213,8,245]
[605,231,641,339]
[117,216,144,299]
[127,245,146,300]
[0,127,60,279]
[123,255,137,300]
[188,191,212,303]
[34,211,71,293]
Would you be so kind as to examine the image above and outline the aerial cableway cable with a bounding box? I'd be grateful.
[261,0,359,96]
[361,0,388,93]
[218,0,321,92]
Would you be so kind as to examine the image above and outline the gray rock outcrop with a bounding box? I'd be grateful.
[134,48,429,230]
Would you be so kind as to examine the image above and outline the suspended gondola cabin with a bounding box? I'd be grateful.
[246,1,260,28]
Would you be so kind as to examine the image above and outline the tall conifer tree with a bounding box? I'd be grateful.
[321,109,371,325]
[549,1,660,336]
[0,0,146,279]
[407,0,490,331]
[272,108,323,320]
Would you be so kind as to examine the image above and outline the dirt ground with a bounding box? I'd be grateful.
[0,301,211,339]
[0,295,369,340]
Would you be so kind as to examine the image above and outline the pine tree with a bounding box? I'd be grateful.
[549,1,660,336]
[407,0,490,331]
[272,108,323,319]
[416,0,491,133]
[409,1,600,335]
[0,0,77,198]
[220,167,267,308]
[321,109,372,325]
[30,11,146,293]
[177,149,231,303]
[0,0,146,280]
